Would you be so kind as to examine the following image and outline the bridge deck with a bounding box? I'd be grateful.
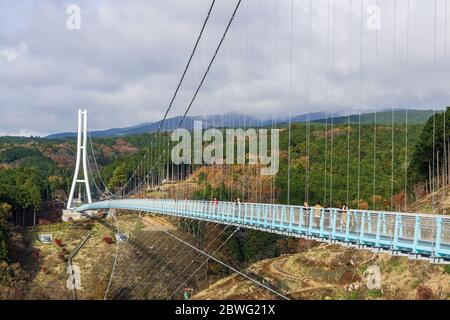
[77,199,450,262]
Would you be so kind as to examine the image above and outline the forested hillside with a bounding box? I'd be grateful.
[275,122,423,210]
[0,135,153,231]
[314,109,435,125]
[100,122,425,212]
[409,108,450,188]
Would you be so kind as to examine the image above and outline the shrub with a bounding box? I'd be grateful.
[0,239,7,262]
[443,265,450,275]
[367,289,383,299]
[347,291,359,300]
[410,279,422,289]
[384,258,406,272]
[54,239,63,247]
[415,286,433,300]
[32,251,41,261]
[103,236,114,245]
[58,252,66,261]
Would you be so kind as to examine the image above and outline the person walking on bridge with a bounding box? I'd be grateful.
[213,197,218,214]
[235,198,241,220]
[183,196,188,211]
[313,201,323,228]
[340,203,348,231]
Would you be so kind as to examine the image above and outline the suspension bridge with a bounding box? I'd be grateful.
[59,0,450,300]
[70,103,450,265]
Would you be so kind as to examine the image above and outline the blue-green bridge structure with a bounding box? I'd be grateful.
[78,199,450,263]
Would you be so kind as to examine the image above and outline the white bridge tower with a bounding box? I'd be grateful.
[67,109,92,210]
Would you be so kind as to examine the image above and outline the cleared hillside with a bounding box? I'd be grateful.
[409,185,450,215]
[194,244,450,300]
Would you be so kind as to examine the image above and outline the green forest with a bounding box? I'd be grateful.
[409,109,450,186]
[0,134,156,262]
[275,122,423,210]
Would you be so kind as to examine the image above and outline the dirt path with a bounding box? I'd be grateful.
[269,257,303,281]
[271,257,335,292]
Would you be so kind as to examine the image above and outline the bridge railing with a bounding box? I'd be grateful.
[78,199,449,259]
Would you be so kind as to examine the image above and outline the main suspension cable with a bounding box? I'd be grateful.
[119,0,218,195]
[121,0,243,197]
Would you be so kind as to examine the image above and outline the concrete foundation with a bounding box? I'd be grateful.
[62,209,95,222]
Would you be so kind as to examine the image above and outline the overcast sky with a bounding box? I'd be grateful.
[0,0,449,136]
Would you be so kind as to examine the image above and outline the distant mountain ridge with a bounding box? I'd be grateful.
[312,109,435,125]
[45,112,331,139]
[45,109,436,139]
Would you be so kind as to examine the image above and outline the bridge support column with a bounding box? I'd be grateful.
[66,109,92,210]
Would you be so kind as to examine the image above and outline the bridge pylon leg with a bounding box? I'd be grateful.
[66,109,92,210]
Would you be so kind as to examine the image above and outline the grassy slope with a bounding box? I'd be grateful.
[194,244,450,300]
[4,219,116,299]
[409,185,450,214]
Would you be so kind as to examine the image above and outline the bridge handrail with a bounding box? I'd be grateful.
[86,198,449,222]
[76,198,449,260]
[128,198,448,219]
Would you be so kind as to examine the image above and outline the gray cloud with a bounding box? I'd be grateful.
[0,0,449,136]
